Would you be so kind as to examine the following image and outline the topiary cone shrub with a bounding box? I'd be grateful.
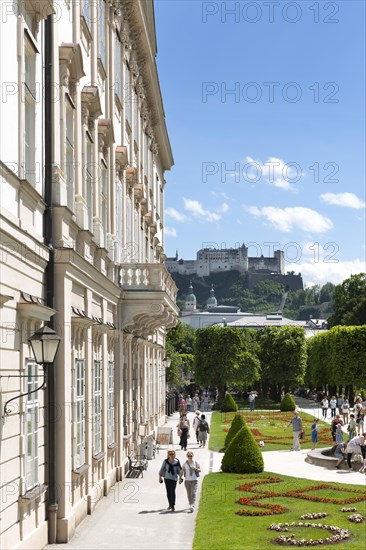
[225,414,246,449]
[221,393,238,412]
[280,392,296,412]
[221,425,264,474]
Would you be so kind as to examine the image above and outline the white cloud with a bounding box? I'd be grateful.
[244,205,333,233]
[165,207,187,222]
[218,202,229,213]
[245,155,300,192]
[165,226,177,237]
[286,258,366,286]
[320,192,366,209]
[183,198,221,222]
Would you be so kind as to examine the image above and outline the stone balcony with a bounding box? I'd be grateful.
[119,263,179,336]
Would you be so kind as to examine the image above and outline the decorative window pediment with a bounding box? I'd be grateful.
[25,0,55,20]
[59,43,85,83]
[81,86,102,118]
[18,292,56,322]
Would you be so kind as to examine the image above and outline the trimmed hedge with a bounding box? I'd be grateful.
[221,393,238,412]
[280,393,296,412]
[221,425,264,474]
[225,414,246,449]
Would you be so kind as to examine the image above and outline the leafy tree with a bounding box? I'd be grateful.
[319,282,335,303]
[221,426,264,473]
[166,322,197,388]
[328,273,366,327]
[257,326,307,400]
[195,326,260,401]
[167,321,196,354]
[306,325,366,394]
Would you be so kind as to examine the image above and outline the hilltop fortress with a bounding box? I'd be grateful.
[166,245,303,291]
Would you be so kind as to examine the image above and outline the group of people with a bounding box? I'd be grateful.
[320,395,365,434]
[159,409,210,512]
[178,391,211,413]
[176,411,210,451]
[158,450,201,513]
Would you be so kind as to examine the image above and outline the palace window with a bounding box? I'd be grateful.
[24,360,39,491]
[82,0,91,29]
[99,0,106,68]
[24,37,37,185]
[125,64,131,126]
[101,163,108,243]
[107,361,115,445]
[94,360,102,454]
[65,98,75,210]
[75,359,85,468]
[116,179,123,261]
[86,135,94,232]
[115,35,122,101]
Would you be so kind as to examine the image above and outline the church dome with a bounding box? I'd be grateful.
[185,283,197,311]
[206,285,217,309]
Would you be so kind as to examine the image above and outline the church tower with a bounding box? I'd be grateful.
[206,285,218,310]
[185,282,197,311]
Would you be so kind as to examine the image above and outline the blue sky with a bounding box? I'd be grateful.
[154,0,365,286]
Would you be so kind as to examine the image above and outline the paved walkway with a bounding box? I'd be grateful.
[47,402,365,550]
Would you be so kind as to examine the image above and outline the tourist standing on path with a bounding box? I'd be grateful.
[342,398,350,424]
[345,433,366,470]
[179,451,201,513]
[177,413,190,451]
[329,396,337,418]
[337,395,344,414]
[178,395,186,415]
[186,395,193,412]
[287,411,303,451]
[159,450,182,512]
[192,393,200,411]
[248,391,256,411]
[192,410,201,444]
[198,414,210,448]
[347,413,357,440]
[354,397,364,435]
[311,418,319,450]
[321,396,329,419]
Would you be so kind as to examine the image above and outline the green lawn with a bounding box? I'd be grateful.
[194,472,366,550]
[209,410,334,452]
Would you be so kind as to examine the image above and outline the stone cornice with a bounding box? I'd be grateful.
[118,0,173,170]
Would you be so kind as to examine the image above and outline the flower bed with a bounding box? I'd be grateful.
[268,522,351,546]
[234,475,366,517]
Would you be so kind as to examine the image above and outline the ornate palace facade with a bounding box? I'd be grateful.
[0,1,178,547]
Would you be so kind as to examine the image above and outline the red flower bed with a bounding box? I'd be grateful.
[234,475,366,518]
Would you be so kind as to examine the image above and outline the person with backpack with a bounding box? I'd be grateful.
[158,450,182,512]
[198,414,210,448]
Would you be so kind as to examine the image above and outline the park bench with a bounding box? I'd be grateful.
[127,451,148,478]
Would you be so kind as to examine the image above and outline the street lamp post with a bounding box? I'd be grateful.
[29,325,61,544]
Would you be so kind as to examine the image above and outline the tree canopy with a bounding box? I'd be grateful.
[194,326,260,399]
[328,273,366,327]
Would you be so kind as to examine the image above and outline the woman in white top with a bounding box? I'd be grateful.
[321,396,329,419]
[345,433,366,470]
[179,451,201,512]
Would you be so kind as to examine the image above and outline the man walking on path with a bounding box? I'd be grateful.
[287,410,303,451]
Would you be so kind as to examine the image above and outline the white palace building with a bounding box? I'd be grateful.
[0,2,178,548]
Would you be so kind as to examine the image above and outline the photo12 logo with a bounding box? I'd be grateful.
[202,81,339,104]
[201,2,340,24]
[201,160,339,185]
